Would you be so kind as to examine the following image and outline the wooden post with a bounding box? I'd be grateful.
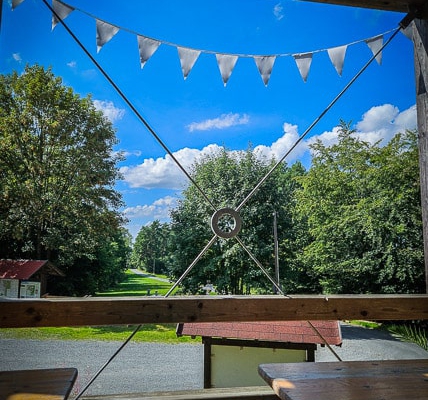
[413,18,428,293]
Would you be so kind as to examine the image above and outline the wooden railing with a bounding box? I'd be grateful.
[1,294,427,328]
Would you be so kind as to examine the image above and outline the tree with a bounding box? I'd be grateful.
[296,122,424,294]
[131,220,170,274]
[0,65,126,294]
[168,147,305,294]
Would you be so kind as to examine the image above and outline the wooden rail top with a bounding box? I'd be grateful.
[0,295,427,328]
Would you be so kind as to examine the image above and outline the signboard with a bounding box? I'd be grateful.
[20,281,41,298]
[0,279,19,298]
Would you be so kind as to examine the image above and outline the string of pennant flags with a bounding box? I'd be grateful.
[12,0,404,86]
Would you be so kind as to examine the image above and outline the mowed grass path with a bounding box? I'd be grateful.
[0,270,194,343]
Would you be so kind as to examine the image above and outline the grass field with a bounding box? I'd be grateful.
[0,270,195,343]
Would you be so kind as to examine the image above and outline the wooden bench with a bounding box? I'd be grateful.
[258,359,428,400]
[0,368,78,400]
[81,386,278,400]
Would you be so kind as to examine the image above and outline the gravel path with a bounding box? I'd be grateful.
[1,323,427,397]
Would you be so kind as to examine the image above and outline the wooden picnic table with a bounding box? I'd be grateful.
[0,368,77,400]
[258,359,428,400]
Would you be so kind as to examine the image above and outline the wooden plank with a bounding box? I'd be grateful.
[414,19,428,293]
[81,386,278,400]
[0,295,427,328]
[302,0,428,16]
[0,368,78,400]
[258,359,428,400]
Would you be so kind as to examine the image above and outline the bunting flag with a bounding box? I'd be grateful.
[96,19,120,53]
[401,24,413,40]
[365,35,383,65]
[327,45,347,76]
[13,0,396,87]
[137,36,161,68]
[254,56,276,86]
[177,47,201,79]
[293,53,313,82]
[12,0,25,10]
[216,54,238,86]
[52,0,74,30]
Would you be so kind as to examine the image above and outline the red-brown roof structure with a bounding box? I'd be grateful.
[0,259,64,280]
[177,321,342,346]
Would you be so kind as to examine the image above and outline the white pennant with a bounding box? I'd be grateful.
[52,0,74,31]
[12,0,25,9]
[177,47,201,79]
[365,35,383,65]
[216,54,238,86]
[327,45,347,76]
[96,20,120,53]
[293,53,313,82]
[401,25,413,40]
[254,56,276,86]
[137,36,161,68]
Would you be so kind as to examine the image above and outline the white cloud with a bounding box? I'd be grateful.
[93,100,125,123]
[121,104,416,191]
[187,113,250,132]
[273,3,284,20]
[355,104,417,143]
[254,122,307,162]
[120,144,223,189]
[12,53,22,63]
[120,150,142,158]
[124,196,177,219]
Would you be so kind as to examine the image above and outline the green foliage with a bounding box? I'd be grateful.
[387,323,428,351]
[131,220,170,274]
[168,147,306,295]
[295,122,424,294]
[0,65,128,295]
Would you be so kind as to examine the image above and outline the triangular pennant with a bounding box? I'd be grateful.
[327,45,347,76]
[254,56,276,86]
[216,54,238,86]
[177,47,201,79]
[293,53,313,82]
[137,36,161,68]
[96,19,120,53]
[12,0,25,9]
[52,0,74,31]
[401,24,413,40]
[365,35,383,65]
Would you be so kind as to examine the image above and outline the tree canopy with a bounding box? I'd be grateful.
[295,123,424,294]
[168,147,306,294]
[140,124,425,295]
[0,65,129,295]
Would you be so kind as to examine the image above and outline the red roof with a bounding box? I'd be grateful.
[0,260,49,280]
[177,321,342,346]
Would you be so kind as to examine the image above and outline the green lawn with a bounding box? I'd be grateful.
[0,270,195,343]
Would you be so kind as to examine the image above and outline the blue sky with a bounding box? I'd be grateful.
[2,0,417,239]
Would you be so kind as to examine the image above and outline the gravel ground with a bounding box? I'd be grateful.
[1,323,427,398]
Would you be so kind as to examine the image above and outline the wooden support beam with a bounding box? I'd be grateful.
[302,0,428,18]
[0,295,427,328]
[414,19,428,293]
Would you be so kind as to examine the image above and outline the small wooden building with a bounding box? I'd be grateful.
[0,259,64,298]
[177,320,342,388]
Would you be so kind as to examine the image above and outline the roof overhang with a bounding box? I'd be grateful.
[302,0,428,18]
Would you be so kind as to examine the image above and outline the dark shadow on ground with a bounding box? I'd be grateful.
[340,323,399,341]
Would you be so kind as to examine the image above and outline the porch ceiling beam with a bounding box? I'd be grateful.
[302,0,428,18]
[0,295,427,328]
